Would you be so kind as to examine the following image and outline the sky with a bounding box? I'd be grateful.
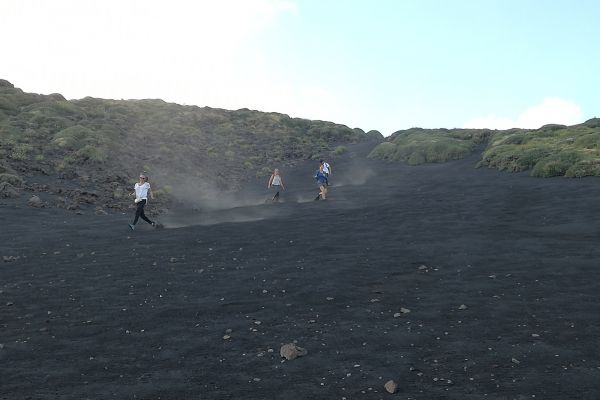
[1,0,598,136]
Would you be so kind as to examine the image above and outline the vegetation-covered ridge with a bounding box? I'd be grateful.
[368,119,600,177]
[368,127,491,165]
[0,79,382,209]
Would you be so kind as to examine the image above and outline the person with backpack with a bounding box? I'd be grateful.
[314,164,328,200]
[267,168,285,202]
[128,173,156,230]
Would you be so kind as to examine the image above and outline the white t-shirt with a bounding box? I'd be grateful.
[322,162,330,174]
[134,182,151,203]
[271,175,282,186]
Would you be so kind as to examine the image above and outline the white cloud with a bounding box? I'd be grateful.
[1,0,362,129]
[464,98,584,130]
[516,98,583,128]
[0,0,298,103]
[462,115,516,130]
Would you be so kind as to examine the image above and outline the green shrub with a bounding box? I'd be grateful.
[368,142,396,160]
[407,151,426,165]
[583,118,600,128]
[333,145,348,155]
[224,149,235,160]
[53,125,96,150]
[565,159,600,177]
[369,135,473,164]
[479,145,551,172]
[479,121,600,177]
[531,160,568,177]
[365,130,384,140]
[574,133,600,149]
[153,185,173,197]
[539,124,567,132]
[113,188,126,199]
[0,181,19,198]
[74,145,106,162]
[501,132,533,145]
[368,128,488,164]
[255,166,272,178]
[530,151,582,177]
[0,173,23,187]
[50,101,84,116]
[10,143,33,160]
[0,97,18,113]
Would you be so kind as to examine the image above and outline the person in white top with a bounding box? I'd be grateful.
[320,159,331,185]
[128,174,156,230]
[267,168,285,202]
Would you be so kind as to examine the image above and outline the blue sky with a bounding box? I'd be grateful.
[1,0,598,135]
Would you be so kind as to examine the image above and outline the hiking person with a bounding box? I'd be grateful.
[320,159,331,185]
[267,168,285,202]
[314,164,328,200]
[128,173,156,230]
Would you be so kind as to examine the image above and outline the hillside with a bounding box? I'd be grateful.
[369,119,600,177]
[0,79,382,211]
[3,144,600,399]
[3,80,600,400]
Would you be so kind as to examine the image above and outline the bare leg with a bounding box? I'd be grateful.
[320,185,327,199]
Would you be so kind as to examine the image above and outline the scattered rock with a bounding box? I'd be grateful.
[458,304,468,310]
[392,308,411,317]
[511,357,521,364]
[28,195,43,208]
[0,182,18,198]
[94,206,108,215]
[280,343,307,360]
[384,380,398,394]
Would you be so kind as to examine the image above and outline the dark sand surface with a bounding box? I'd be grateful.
[2,146,600,399]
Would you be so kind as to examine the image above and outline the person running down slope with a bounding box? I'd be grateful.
[314,164,328,200]
[267,168,285,202]
[128,173,156,230]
